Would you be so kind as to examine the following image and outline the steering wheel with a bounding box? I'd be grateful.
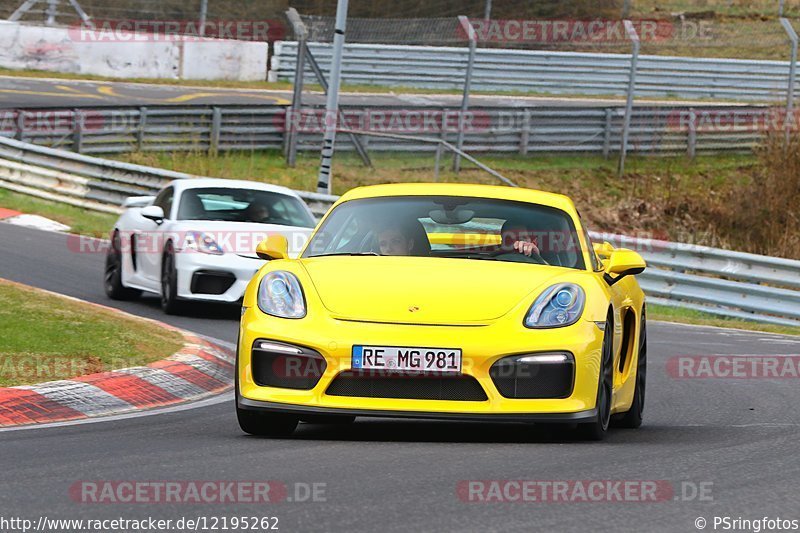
[487,248,549,265]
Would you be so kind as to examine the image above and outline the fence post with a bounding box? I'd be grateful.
[622,0,632,18]
[136,106,147,151]
[285,8,307,167]
[781,17,798,143]
[454,15,477,173]
[304,39,372,168]
[687,107,697,159]
[199,0,208,36]
[72,108,83,153]
[210,106,222,155]
[316,0,350,194]
[519,108,530,155]
[618,20,640,177]
[46,0,57,25]
[603,108,613,159]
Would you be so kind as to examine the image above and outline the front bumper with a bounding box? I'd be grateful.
[238,397,598,423]
[238,307,605,418]
[175,252,263,303]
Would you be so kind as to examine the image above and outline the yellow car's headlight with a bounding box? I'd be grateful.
[524,283,586,329]
[257,271,306,319]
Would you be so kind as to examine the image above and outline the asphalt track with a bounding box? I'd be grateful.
[1,222,800,532]
[0,75,717,109]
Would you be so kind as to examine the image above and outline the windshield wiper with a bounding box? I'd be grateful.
[444,255,499,261]
[309,252,380,257]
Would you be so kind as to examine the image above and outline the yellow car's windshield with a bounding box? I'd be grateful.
[303,196,586,270]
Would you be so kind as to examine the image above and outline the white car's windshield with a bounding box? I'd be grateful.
[177,187,315,228]
[303,196,586,269]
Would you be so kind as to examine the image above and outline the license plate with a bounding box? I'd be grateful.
[352,345,462,374]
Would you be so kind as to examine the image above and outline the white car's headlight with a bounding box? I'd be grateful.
[524,283,586,329]
[258,271,306,319]
[185,231,224,255]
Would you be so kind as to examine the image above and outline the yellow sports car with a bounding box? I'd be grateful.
[236,183,647,440]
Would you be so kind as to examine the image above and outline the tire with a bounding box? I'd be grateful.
[160,243,183,315]
[300,415,356,425]
[104,231,141,300]
[577,312,614,441]
[614,308,647,429]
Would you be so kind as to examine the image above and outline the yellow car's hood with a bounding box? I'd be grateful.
[300,256,569,325]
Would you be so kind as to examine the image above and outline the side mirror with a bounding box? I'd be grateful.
[604,248,646,286]
[256,235,289,260]
[140,205,165,224]
[592,241,615,260]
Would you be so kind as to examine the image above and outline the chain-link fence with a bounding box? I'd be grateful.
[5,0,800,171]
[4,0,800,57]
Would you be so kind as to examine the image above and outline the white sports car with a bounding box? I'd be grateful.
[104,178,316,313]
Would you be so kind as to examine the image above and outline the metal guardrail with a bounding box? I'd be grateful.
[593,232,800,327]
[1,134,798,326]
[271,41,799,102]
[0,136,338,217]
[0,104,771,157]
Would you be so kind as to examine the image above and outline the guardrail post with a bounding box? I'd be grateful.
[687,107,697,159]
[519,109,530,155]
[454,15,477,173]
[603,108,613,159]
[434,113,448,180]
[72,109,83,153]
[434,143,442,181]
[285,8,307,167]
[14,111,24,142]
[618,20,640,177]
[210,107,222,155]
[136,106,147,152]
[781,17,798,144]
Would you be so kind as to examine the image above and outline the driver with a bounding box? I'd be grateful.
[500,221,541,258]
[245,203,270,223]
[376,223,416,256]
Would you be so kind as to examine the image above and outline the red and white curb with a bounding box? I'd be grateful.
[0,333,234,427]
[0,208,71,232]
[0,283,234,428]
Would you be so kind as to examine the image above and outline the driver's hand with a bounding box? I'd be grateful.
[513,239,539,256]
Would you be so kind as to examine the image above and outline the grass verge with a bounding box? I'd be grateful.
[0,279,184,387]
[0,188,116,237]
[117,149,776,255]
[649,304,800,336]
